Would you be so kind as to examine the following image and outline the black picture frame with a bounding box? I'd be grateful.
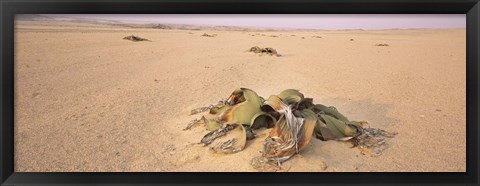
[1,0,478,185]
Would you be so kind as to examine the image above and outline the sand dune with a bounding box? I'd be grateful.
[14,21,465,172]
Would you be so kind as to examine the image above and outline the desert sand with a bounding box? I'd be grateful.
[14,20,466,172]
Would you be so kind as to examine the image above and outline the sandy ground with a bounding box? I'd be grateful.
[14,21,466,172]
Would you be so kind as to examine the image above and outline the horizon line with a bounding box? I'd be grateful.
[19,14,466,30]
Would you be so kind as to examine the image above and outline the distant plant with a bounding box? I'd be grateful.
[201,33,217,37]
[122,35,150,42]
[249,46,281,57]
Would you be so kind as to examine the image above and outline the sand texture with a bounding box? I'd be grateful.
[14,21,466,172]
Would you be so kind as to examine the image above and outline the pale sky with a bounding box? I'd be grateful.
[49,14,465,30]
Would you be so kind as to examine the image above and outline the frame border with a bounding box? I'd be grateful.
[1,0,478,185]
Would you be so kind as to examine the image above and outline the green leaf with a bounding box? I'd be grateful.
[264,95,287,112]
[251,112,277,129]
[278,89,304,105]
[201,116,223,131]
[296,98,314,110]
[314,119,339,141]
[319,114,347,138]
[220,101,262,125]
[319,114,358,138]
[240,88,264,106]
[314,104,349,123]
[209,105,231,115]
[220,88,264,125]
